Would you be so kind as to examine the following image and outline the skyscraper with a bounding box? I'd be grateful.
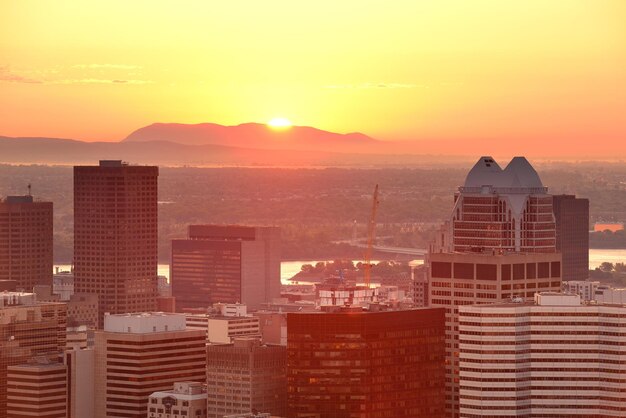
[433,156,556,254]
[7,359,67,418]
[74,160,159,327]
[287,308,446,418]
[553,194,589,280]
[0,195,53,292]
[171,225,281,311]
[428,156,562,418]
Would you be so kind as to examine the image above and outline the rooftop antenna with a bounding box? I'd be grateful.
[27,184,32,196]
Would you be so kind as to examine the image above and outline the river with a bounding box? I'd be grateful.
[53,249,626,284]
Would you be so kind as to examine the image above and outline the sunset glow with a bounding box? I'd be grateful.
[0,0,625,156]
[267,118,293,129]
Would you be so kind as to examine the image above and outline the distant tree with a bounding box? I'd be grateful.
[600,262,615,272]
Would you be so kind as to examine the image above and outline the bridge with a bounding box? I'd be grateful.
[334,238,427,258]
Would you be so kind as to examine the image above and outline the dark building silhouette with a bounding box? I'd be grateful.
[553,194,589,280]
[171,225,280,311]
[74,160,159,327]
[287,308,446,418]
[0,195,53,292]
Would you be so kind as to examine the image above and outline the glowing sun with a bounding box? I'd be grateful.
[267,117,293,129]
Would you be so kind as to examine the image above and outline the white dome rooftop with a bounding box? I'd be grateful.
[463,156,545,190]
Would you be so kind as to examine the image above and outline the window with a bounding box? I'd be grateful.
[454,263,474,280]
[513,263,525,280]
[431,262,452,278]
[476,264,497,281]
[501,264,511,280]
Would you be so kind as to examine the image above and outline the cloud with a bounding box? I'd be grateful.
[0,66,42,84]
[324,82,418,89]
[72,63,142,70]
[53,78,153,85]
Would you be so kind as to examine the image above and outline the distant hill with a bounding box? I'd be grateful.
[123,122,379,153]
[0,135,459,167]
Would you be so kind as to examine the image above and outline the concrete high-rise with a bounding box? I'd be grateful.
[428,156,562,418]
[287,308,446,418]
[171,225,281,311]
[0,292,67,418]
[74,160,159,327]
[206,338,286,418]
[553,194,589,280]
[459,293,626,417]
[0,195,53,292]
[94,312,206,418]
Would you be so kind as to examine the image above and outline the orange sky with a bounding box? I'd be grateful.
[0,1,625,153]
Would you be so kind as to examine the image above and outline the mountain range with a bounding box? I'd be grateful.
[1,122,619,166]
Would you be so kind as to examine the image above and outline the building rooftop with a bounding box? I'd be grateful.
[4,195,34,204]
[463,156,545,192]
[103,312,187,333]
[149,381,207,401]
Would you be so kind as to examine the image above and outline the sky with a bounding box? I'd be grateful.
[0,0,625,153]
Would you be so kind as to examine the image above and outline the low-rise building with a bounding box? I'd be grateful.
[563,280,600,301]
[148,382,207,418]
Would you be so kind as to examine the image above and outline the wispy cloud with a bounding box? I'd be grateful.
[324,82,419,89]
[72,63,142,70]
[0,64,152,85]
[0,66,42,84]
[53,78,153,85]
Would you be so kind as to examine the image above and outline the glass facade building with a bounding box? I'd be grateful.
[287,308,446,418]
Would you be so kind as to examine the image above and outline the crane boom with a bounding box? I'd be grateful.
[364,184,379,288]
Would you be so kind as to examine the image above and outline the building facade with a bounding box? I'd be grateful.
[0,195,53,292]
[459,293,626,417]
[6,360,67,418]
[148,382,207,418]
[64,348,95,418]
[0,293,67,418]
[552,194,590,280]
[563,280,599,301]
[206,338,287,418]
[287,308,446,418]
[171,225,281,311]
[74,160,159,327]
[94,313,206,418]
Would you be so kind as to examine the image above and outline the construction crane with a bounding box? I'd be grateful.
[364,184,380,288]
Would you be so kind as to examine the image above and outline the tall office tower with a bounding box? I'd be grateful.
[6,359,67,418]
[206,338,287,418]
[0,195,53,291]
[171,225,281,311]
[553,194,590,280]
[428,156,562,418]
[287,308,446,418]
[434,156,556,254]
[94,313,206,418]
[459,292,626,417]
[0,292,67,418]
[74,160,159,328]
